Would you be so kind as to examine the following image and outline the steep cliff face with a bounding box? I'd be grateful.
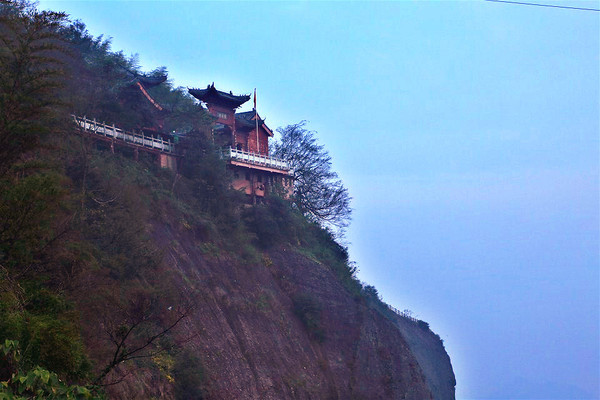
[17,135,455,399]
[105,210,455,399]
[391,315,456,400]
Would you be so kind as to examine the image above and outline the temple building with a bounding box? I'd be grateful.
[189,84,292,200]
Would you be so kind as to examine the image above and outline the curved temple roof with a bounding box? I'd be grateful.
[136,74,167,87]
[236,110,273,136]
[188,83,250,109]
[120,64,168,88]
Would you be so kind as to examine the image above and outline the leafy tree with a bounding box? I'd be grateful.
[0,0,68,176]
[179,128,242,218]
[362,285,381,301]
[242,195,302,249]
[0,339,102,399]
[0,172,67,267]
[273,121,351,231]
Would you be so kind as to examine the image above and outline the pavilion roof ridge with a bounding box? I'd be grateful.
[188,83,250,108]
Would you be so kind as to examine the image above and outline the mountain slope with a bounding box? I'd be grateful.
[96,193,455,399]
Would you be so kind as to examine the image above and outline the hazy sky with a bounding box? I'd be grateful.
[38,1,599,398]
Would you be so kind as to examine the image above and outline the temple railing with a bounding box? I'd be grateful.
[72,115,175,153]
[222,147,290,172]
[72,116,288,170]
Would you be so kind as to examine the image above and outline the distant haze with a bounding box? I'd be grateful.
[38,1,600,398]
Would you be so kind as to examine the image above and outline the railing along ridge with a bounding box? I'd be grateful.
[387,304,419,323]
[72,115,175,154]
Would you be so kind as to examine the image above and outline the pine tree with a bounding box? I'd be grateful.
[0,0,68,175]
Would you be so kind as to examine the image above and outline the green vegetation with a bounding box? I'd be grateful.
[0,339,102,399]
[0,2,68,176]
[0,0,206,393]
[292,293,325,343]
[172,352,204,400]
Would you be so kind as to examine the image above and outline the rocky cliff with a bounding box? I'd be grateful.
[100,201,456,399]
[0,136,455,399]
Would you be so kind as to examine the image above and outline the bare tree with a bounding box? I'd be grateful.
[92,286,196,386]
[273,121,351,231]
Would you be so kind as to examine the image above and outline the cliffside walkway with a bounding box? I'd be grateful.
[71,116,292,175]
[72,115,176,154]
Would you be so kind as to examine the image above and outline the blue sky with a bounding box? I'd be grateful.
[39,1,599,398]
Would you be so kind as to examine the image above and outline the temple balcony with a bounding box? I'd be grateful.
[222,147,291,174]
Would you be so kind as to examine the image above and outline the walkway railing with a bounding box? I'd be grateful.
[223,147,290,172]
[73,116,288,170]
[72,115,175,154]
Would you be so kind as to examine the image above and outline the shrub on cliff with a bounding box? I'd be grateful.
[292,293,325,343]
[242,194,304,249]
[173,352,204,400]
